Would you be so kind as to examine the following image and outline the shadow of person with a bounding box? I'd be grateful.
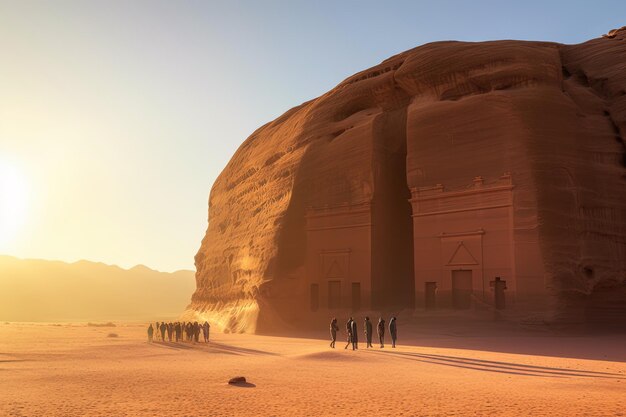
[371,350,625,379]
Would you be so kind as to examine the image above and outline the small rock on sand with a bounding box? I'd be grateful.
[228,376,246,384]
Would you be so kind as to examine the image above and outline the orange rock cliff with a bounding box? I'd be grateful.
[186,29,626,333]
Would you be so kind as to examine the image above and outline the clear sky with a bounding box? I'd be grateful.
[0,0,624,272]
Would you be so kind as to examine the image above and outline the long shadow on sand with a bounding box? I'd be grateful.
[207,342,279,357]
[151,342,196,351]
[151,341,243,356]
[371,351,625,379]
[407,335,626,363]
[0,358,28,371]
[150,341,279,357]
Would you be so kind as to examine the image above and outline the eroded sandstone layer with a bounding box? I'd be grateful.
[186,29,626,333]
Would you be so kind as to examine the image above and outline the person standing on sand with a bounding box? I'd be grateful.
[174,322,180,342]
[194,322,201,343]
[147,324,154,342]
[389,316,397,348]
[351,317,359,350]
[167,323,173,342]
[377,317,385,348]
[159,322,166,341]
[201,321,207,342]
[155,322,160,340]
[202,321,210,343]
[329,318,339,348]
[344,317,353,350]
[364,316,373,348]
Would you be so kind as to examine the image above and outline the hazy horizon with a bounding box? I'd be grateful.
[0,254,195,322]
[1,0,625,272]
[0,253,194,273]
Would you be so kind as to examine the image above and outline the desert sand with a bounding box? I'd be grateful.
[1,322,624,417]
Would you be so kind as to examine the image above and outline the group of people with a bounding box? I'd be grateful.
[147,321,210,343]
[330,316,397,350]
[146,316,397,350]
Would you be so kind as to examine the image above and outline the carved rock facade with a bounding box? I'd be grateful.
[187,33,626,332]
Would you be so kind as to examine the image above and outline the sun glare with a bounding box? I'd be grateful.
[0,160,28,250]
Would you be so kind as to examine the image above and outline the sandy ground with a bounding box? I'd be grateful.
[0,322,624,417]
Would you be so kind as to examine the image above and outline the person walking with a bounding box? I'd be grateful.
[155,322,160,340]
[377,317,385,348]
[389,316,397,348]
[350,318,359,350]
[329,318,339,348]
[193,322,201,343]
[175,322,181,342]
[344,317,353,350]
[147,324,154,343]
[167,323,173,342]
[159,322,165,342]
[364,316,373,348]
[202,321,210,343]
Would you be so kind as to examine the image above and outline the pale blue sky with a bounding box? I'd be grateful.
[0,1,623,271]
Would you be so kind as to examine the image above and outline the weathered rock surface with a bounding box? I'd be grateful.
[186,32,626,332]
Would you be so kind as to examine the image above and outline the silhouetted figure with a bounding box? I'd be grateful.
[155,322,160,340]
[147,324,154,342]
[167,323,173,342]
[202,321,210,343]
[159,322,166,341]
[175,322,181,342]
[377,318,385,348]
[329,318,339,348]
[492,277,507,310]
[389,316,397,348]
[344,317,353,350]
[364,316,373,348]
[351,318,358,350]
[186,322,192,341]
[193,322,200,343]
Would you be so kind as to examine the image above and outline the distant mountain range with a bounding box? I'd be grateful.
[0,255,195,322]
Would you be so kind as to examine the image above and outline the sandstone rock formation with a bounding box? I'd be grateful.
[187,31,626,333]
